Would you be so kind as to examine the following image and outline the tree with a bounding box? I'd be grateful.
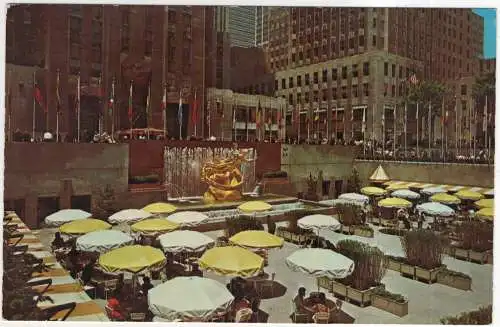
[346,168,361,193]
[93,184,117,219]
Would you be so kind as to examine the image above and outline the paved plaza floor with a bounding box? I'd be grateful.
[35,222,493,324]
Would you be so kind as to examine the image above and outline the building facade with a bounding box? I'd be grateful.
[274,50,424,142]
[264,8,483,82]
[6,4,217,140]
[206,88,286,141]
[216,6,256,48]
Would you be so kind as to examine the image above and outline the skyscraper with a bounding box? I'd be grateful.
[216,6,256,47]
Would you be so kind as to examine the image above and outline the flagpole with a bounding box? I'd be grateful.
[404,101,407,157]
[146,82,151,140]
[232,99,236,141]
[428,102,431,157]
[179,90,183,140]
[111,77,115,139]
[362,107,366,157]
[77,74,81,143]
[469,96,472,154]
[326,103,329,142]
[484,95,488,149]
[56,70,60,142]
[162,83,167,138]
[416,102,419,158]
[7,70,11,142]
[129,81,133,133]
[455,97,458,156]
[297,105,300,143]
[32,72,36,140]
[245,102,249,142]
[382,109,385,160]
[473,97,477,162]
[393,105,396,156]
[441,98,444,161]
[194,89,197,137]
[98,74,103,136]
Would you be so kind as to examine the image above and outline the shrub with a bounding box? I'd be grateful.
[379,228,408,237]
[225,216,264,237]
[346,168,362,193]
[129,174,160,184]
[357,225,374,233]
[401,229,443,269]
[336,240,387,290]
[371,288,407,303]
[336,204,363,226]
[440,305,492,325]
[438,268,471,280]
[455,220,493,252]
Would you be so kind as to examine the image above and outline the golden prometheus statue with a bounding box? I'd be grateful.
[201,147,254,204]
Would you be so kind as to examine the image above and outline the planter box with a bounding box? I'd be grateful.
[346,286,378,307]
[354,227,374,238]
[454,247,469,260]
[469,250,489,264]
[316,277,332,292]
[385,258,402,272]
[341,225,354,234]
[437,272,472,291]
[371,294,408,317]
[415,266,444,284]
[330,280,348,298]
[400,263,416,279]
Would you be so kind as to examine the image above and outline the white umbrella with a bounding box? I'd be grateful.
[148,276,234,321]
[75,230,134,253]
[158,230,215,253]
[484,189,494,196]
[416,202,455,217]
[166,211,209,227]
[45,209,92,227]
[286,248,355,279]
[421,187,447,195]
[108,209,152,224]
[339,193,369,204]
[298,214,341,232]
[392,189,421,200]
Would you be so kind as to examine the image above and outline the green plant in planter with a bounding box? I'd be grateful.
[262,171,288,178]
[336,240,387,290]
[455,220,493,252]
[371,288,407,303]
[440,305,492,324]
[346,168,362,193]
[379,228,408,237]
[439,268,471,280]
[337,204,363,226]
[225,216,264,237]
[357,225,374,232]
[304,173,319,201]
[386,255,407,263]
[401,229,443,269]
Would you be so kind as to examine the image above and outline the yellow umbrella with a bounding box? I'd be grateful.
[378,197,412,208]
[131,218,179,235]
[383,181,395,186]
[59,219,111,235]
[142,202,177,214]
[198,246,264,277]
[476,207,494,221]
[475,199,494,209]
[430,193,461,205]
[455,190,484,201]
[386,183,409,191]
[238,201,272,213]
[361,186,387,196]
[229,230,284,249]
[99,245,166,273]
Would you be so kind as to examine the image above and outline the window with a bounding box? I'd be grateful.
[349,38,354,49]
[168,9,177,23]
[359,35,365,47]
[372,18,377,28]
[313,72,319,84]
[352,64,358,78]
[275,80,278,90]
[297,75,302,86]
[461,84,467,95]
[297,93,302,102]
[363,83,369,96]
[332,88,337,100]
[305,73,310,85]
[352,85,358,97]
[399,66,403,78]
[332,68,338,80]
[341,66,347,79]
[384,62,388,76]
[289,77,294,88]
[384,83,388,96]
[392,64,396,77]
[322,70,328,82]
[322,90,327,101]
[341,86,347,99]
[292,53,296,62]
[305,92,310,103]
[281,79,286,89]
[391,84,396,97]
[372,35,377,47]
[340,39,345,51]
[289,94,294,105]
[363,62,369,76]
[313,90,319,102]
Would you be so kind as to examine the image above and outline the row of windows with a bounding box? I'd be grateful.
[285,84,372,104]
[276,63,371,90]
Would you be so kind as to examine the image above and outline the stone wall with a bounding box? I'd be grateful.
[354,160,494,188]
[280,145,359,196]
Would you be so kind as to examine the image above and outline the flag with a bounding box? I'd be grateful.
[277,108,282,127]
[108,79,115,116]
[381,111,385,128]
[404,102,407,134]
[256,100,262,127]
[128,82,133,122]
[482,96,488,132]
[161,86,167,111]
[442,110,449,125]
[191,89,198,126]
[232,101,236,128]
[178,91,183,126]
[416,102,419,120]
[362,108,366,133]
[146,83,151,123]
[34,83,45,111]
[56,71,61,113]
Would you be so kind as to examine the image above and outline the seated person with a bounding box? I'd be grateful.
[80,258,96,285]
[293,287,315,316]
[141,276,154,295]
[311,293,329,313]
[106,297,126,321]
[51,232,65,249]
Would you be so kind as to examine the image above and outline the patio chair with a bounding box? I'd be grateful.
[312,311,330,324]
[129,312,147,321]
[259,272,276,297]
[103,279,119,300]
[43,302,77,321]
[290,301,309,323]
